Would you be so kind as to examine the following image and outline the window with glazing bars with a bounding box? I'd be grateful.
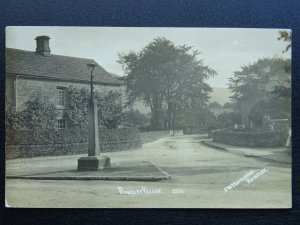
[57,119,66,129]
[56,87,66,106]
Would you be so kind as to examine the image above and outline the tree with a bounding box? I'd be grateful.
[223,102,236,109]
[6,97,58,130]
[5,102,26,130]
[217,111,241,128]
[124,109,149,127]
[118,37,215,130]
[228,58,291,126]
[229,58,290,104]
[208,101,222,109]
[274,30,292,99]
[278,30,291,53]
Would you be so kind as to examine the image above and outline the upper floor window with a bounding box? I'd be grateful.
[56,87,66,107]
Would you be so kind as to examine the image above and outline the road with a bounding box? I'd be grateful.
[6,134,291,208]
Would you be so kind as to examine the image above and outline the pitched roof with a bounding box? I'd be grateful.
[6,48,121,85]
[109,72,121,79]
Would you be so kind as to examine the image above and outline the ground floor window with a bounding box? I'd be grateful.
[57,119,66,130]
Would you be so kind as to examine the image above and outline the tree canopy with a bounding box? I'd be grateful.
[228,57,291,125]
[118,37,216,130]
[228,58,291,105]
[275,30,292,99]
[278,30,291,53]
[5,97,58,130]
[208,101,223,109]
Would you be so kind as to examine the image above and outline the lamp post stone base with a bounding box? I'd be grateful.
[77,156,110,171]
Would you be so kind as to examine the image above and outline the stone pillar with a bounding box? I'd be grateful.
[77,99,110,171]
[88,99,100,156]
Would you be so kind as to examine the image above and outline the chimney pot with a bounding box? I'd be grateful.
[35,36,51,56]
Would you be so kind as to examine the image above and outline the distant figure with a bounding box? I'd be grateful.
[263,114,271,128]
[286,129,291,148]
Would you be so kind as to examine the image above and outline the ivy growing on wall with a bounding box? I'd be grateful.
[64,86,124,129]
[6,87,124,130]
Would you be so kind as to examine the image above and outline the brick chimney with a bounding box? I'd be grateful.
[35,36,51,56]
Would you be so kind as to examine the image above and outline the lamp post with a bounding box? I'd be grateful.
[86,63,100,157]
[77,62,110,171]
[87,63,95,101]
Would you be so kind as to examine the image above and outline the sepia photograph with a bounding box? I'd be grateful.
[5,27,291,208]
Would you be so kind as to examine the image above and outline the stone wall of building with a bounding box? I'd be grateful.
[5,76,15,106]
[14,76,121,111]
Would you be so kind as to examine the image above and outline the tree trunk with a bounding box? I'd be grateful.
[149,95,163,130]
[151,110,161,130]
[171,106,176,136]
[166,102,172,130]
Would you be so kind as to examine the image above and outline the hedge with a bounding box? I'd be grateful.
[6,129,88,145]
[6,128,142,159]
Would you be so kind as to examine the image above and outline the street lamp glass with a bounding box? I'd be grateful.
[87,63,96,72]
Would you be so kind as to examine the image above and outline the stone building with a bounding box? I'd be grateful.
[6,35,122,129]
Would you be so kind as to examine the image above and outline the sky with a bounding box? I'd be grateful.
[6,27,291,88]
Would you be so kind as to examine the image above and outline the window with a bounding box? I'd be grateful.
[56,87,66,107]
[57,119,66,130]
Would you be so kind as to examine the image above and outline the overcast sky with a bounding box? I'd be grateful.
[6,27,290,88]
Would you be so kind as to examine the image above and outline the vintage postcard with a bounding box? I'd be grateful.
[5,27,291,208]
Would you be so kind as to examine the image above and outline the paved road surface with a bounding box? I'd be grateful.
[6,134,291,208]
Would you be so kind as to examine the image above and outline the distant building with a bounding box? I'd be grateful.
[6,36,122,129]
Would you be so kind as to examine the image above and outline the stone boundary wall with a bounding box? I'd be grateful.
[183,128,209,135]
[169,130,183,136]
[212,130,287,148]
[6,128,142,159]
[140,131,170,144]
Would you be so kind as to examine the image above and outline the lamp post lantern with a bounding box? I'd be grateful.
[87,63,96,101]
[77,62,110,171]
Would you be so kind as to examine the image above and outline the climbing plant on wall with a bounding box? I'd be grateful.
[64,86,124,129]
